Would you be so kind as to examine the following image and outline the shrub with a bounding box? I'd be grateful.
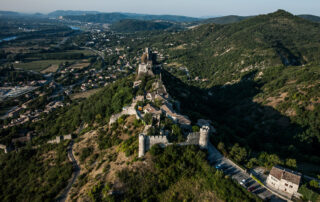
[80,146,93,163]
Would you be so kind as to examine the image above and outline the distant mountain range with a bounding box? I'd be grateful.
[0,10,320,25]
[47,10,101,17]
[61,12,200,23]
[0,11,21,16]
[298,14,320,23]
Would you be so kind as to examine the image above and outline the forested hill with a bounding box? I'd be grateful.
[111,19,178,32]
[298,14,320,23]
[198,14,320,25]
[157,10,320,178]
[200,15,252,24]
[162,10,320,85]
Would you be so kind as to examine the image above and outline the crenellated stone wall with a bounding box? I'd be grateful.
[186,132,200,145]
[147,135,169,149]
[138,125,211,157]
[109,107,138,125]
[47,134,74,144]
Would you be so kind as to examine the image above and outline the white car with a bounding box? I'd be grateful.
[240,178,249,186]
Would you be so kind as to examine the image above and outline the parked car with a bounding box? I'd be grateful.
[240,178,249,186]
[247,185,258,192]
[215,163,223,170]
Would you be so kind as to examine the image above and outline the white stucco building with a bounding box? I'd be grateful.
[266,165,301,195]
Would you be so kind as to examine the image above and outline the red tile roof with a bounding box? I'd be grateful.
[269,166,301,185]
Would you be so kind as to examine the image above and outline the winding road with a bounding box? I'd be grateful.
[56,141,80,202]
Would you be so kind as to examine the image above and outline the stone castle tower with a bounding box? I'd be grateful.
[138,47,157,77]
[138,134,146,157]
[199,125,210,149]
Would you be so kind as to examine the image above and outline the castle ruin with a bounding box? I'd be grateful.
[137,48,158,77]
[138,125,211,157]
[47,134,73,144]
[0,144,13,154]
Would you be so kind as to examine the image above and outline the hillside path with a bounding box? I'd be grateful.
[56,141,80,202]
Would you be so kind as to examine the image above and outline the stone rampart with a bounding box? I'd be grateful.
[139,125,211,157]
[109,107,138,125]
[0,144,10,153]
[185,132,200,145]
[148,135,169,149]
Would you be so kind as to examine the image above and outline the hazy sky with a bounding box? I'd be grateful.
[1,0,320,17]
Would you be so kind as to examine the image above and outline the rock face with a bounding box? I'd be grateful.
[138,125,211,157]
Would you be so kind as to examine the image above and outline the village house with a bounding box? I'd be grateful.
[143,104,162,115]
[266,165,302,195]
[133,80,142,88]
[8,107,22,118]
[146,92,156,101]
[160,102,191,128]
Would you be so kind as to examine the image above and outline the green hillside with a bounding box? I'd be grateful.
[111,19,178,32]
[298,14,320,23]
[162,10,320,85]
[154,10,320,176]
[201,15,252,24]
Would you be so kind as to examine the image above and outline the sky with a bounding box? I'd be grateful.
[1,0,320,17]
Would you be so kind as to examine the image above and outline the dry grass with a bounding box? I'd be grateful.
[285,108,297,116]
[14,59,75,72]
[167,62,183,67]
[68,130,100,201]
[265,92,288,108]
[41,64,59,74]
[68,117,145,201]
[171,44,187,50]
[70,88,102,100]
[40,150,57,166]
[69,63,90,70]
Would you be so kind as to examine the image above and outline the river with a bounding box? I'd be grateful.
[69,26,80,30]
[0,36,17,43]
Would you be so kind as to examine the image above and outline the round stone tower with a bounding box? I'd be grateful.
[138,134,146,157]
[199,125,210,149]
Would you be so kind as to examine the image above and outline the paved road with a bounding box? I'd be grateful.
[56,141,80,202]
[207,142,285,201]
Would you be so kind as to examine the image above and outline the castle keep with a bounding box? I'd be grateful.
[138,125,211,157]
[137,48,158,77]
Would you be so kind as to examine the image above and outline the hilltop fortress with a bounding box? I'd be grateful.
[109,47,215,158]
[136,48,214,157]
[139,125,211,157]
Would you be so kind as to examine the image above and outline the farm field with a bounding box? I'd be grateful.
[13,59,76,72]
[70,88,102,100]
